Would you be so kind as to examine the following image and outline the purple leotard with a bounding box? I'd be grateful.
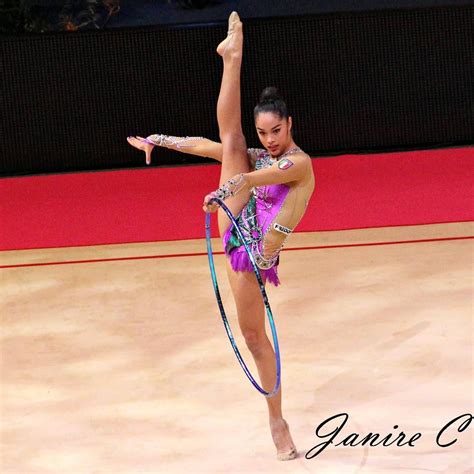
[223,148,300,286]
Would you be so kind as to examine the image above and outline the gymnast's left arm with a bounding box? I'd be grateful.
[203,154,309,211]
[243,153,310,188]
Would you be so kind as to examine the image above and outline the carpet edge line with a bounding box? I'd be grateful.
[1,235,472,270]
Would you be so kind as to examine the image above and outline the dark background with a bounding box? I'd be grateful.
[111,0,474,26]
[11,0,474,28]
[1,3,473,175]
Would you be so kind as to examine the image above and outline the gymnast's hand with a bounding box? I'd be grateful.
[126,136,155,165]
[203,192,219,213]
[203,173,249,212]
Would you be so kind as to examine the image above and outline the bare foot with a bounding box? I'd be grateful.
[270,418,297,461]
[216,11,242,58]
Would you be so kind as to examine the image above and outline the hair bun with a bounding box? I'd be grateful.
[254,86,288,120]
[259,86,280,103]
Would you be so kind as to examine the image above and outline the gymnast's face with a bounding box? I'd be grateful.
[255,112,293,158]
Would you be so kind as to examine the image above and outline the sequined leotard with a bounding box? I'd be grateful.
[222,147,305,286]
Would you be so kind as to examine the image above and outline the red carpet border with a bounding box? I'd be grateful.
[1,147,472,251]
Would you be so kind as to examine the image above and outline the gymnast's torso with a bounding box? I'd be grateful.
[223,146,314,277]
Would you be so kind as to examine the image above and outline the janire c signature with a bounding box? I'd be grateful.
[305,412,473,459]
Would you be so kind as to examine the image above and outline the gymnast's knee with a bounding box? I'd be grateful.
[242,330,266,357]
[220,132,247,153]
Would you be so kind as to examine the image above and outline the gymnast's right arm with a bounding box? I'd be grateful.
[126,134,224,164]
[127,134,262,167]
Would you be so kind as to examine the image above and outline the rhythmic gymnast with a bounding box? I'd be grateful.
[127,11,315,461]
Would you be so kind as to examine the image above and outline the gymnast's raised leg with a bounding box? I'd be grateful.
[214,12,250,236]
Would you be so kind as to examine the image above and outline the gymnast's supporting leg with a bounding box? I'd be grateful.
[216,13,297,460]
[226,266,297,459]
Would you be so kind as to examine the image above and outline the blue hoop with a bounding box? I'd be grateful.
[205,197,281,398]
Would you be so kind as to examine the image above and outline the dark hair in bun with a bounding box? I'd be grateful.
[253,87,289,121]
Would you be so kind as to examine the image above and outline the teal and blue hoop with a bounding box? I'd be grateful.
[205,197,281,398]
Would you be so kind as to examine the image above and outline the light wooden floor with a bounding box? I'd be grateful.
[1,222,473,473]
